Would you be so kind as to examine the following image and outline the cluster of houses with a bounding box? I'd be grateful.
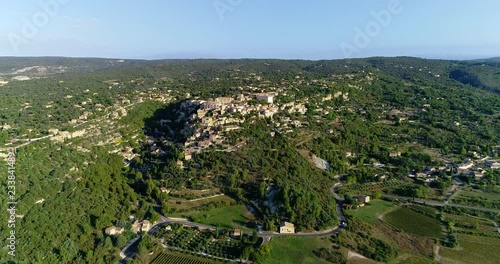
[456,157,499,180]
[405,154,500,183]
[171,86,352,161]
[408,166,449,183]
[104,219,153,236]
[64,86,174,127]
[0,78,8,86]
[173,93,285,161]
[131,220,152,234]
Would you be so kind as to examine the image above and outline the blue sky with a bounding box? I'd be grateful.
[0,0,499,59]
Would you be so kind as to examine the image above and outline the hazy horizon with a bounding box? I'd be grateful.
[0,54,498,62]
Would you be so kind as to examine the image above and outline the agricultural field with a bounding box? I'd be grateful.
[170,188,223,200]
[263,236,333,264]
[383,207,442,238]
[451,188,500,209]
[393,255,434,264]
[389,184,443,200]
[442,213,500,238]
[163,226,258,261]
[165,229,213,252]
[206,239,244,259]
[409,204,437,216]
[350,200,395,223]
[168,194,237,211]
[456,188,500,201]
[340,180,413,195]
[173,205,255,229]
[151,252,218,264]
[371,221,435,258]
[440,234,500,264]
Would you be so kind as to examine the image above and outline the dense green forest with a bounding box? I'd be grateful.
[0,142,138,263]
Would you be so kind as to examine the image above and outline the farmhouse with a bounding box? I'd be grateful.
[131,221,141,234]
[486,161,500,169]
[184,149,193,161]
[141,220,152,232]
[458,158,474,170]
[104,226,124,236]
[354,195,371,206]
[232,228,241,237]
[279,222,295,234]
[376,173,387,181]
[389,152,402,157]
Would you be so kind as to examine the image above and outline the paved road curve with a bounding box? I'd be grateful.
[119,184,348,261]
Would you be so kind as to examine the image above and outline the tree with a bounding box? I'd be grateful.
[251,230,258,243]
[85,250,94,263]
[241,246,253,260]
[0,130,8,144]
[344,195,357,207]
[252,243,272,262]
[104,236,113,249]
[113,233,126,246]
[413,185,429,198]
[460,147,467,155]
[259,181,267,199]
[146,179,155,196]
[229,173,237,188]
[264,219,276,231]
[135,171,143,181]
[346,175,357,184]
[150,211,160,223]
[60,237,77,263]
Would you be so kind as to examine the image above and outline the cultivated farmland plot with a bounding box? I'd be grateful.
[206,239,244,259]
[164,227,246,260]
[383,207,442,238]
[151,252,211,264]
[341,180,412,194]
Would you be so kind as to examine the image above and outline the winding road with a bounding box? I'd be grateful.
[120,184,500,263]
[119,183,348,262]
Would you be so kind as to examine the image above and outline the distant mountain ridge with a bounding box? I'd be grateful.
[1,56,499,93]
[469,57,500,63]
[0,57,145,76]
